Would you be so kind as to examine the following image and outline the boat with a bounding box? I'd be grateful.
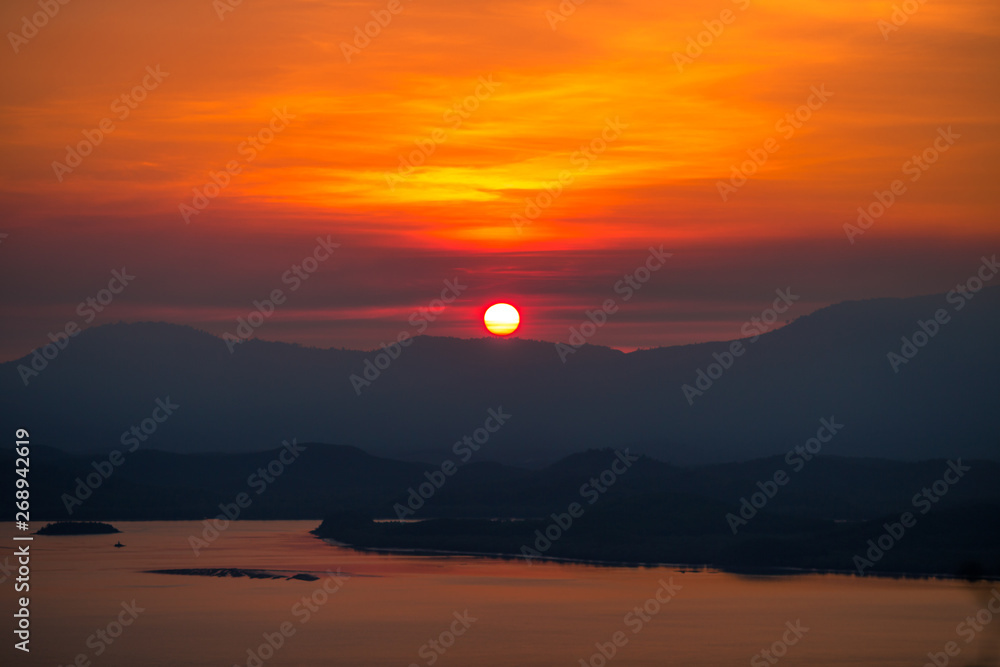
[114,541,125,548]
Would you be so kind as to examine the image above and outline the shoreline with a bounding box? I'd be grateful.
[15,519,994,583]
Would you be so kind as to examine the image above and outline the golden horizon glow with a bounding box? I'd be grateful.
[0,0,996,250]
[0,0,997,357]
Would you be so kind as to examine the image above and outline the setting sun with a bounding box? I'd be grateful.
[484,303,520,336]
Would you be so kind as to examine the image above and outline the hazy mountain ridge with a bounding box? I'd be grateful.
[8,443,998,577]
[5,444,1000,523]
[1,286,997,465]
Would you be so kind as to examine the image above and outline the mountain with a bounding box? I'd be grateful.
[6,444,1000,523]
[8,443,997,578]
[1,287,997,465]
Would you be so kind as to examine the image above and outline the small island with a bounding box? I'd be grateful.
[36,521,121,535]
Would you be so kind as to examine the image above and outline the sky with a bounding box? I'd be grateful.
[0,0,998,360]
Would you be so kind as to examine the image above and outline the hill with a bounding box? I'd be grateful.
[1,286,997,465]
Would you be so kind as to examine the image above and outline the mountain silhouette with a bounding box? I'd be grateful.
[8,443,998,577]
[2,286,997,466]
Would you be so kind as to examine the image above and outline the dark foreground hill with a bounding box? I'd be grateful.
[5,444,998,578]
[1,286,998,466]
[8,444,1000,522]
[312,502,1000,580]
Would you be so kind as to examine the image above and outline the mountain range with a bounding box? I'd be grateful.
[1,286,997,466]
[8,444,998,577]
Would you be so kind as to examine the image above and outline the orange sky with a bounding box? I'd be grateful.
[0,0,998,357]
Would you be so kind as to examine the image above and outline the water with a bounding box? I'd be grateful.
[2,521,997,666]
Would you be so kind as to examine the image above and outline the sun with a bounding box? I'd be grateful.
[484,303,520,336]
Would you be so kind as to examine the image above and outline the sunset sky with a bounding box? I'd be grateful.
[1,0,997,359]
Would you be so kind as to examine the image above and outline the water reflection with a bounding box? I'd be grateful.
[0,521,994,667]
